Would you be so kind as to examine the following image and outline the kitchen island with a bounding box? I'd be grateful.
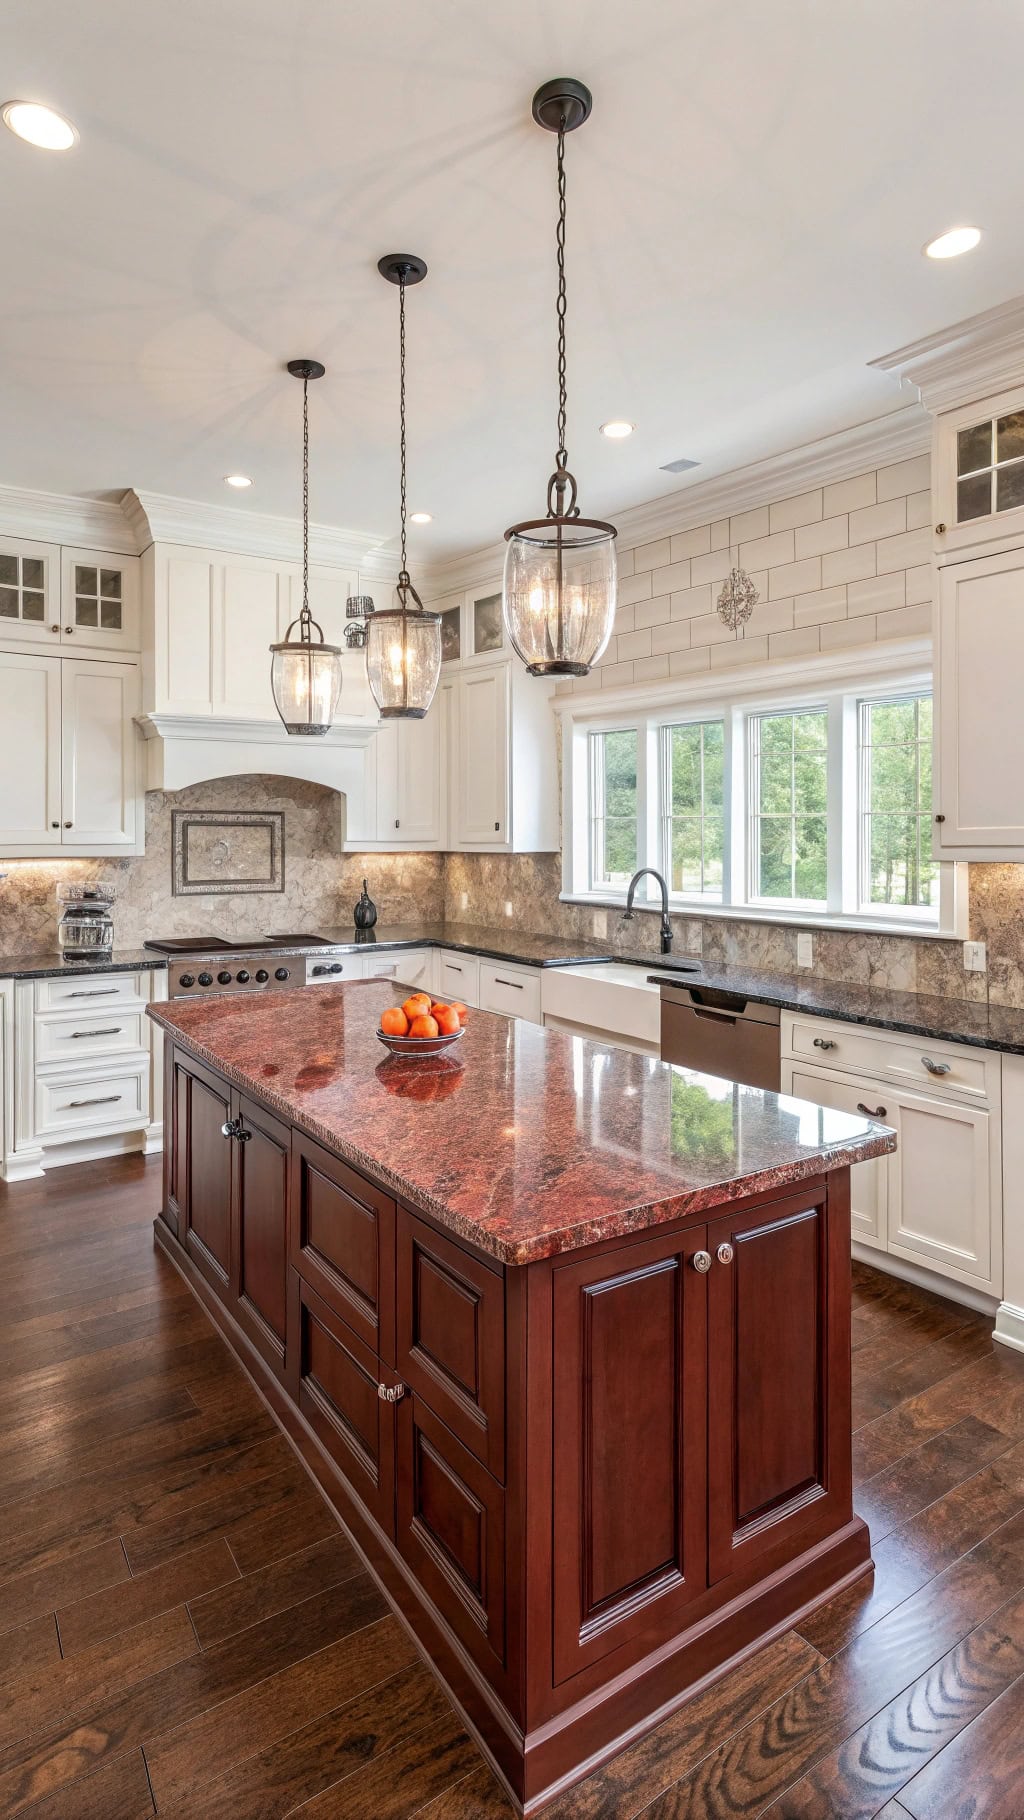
[149,979,895,1815]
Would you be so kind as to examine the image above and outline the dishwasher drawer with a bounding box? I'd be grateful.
[660,985,781,1090]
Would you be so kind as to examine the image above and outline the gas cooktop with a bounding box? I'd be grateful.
[144,934,338,956]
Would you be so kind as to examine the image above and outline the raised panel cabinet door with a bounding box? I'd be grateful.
[551,1226,708,1685]
[297,1279,395,1535]
[179,1053,233,1293]
[706,1185,850,1585]
[886,1087,1000,1293]
[290,1132,396,1362]
[231,1092,291,1377]
[783,1062,888,1252]
[456,665,509,844]
[396,1209,505,1478]
[396,712,442,844]
[60,659,141,848]
[59,548,140,653]
[936,549,1024,858]
[0,652,61,845]
[396,1392,505,1671]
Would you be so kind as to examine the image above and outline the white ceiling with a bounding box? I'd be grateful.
[3,0,1024,561]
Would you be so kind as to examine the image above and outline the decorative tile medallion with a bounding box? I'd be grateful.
[172,810,285,896]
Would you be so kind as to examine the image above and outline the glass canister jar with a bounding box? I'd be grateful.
[56,884,115,958]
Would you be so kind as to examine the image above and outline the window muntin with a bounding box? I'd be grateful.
[749,709,828,905]
[956,412,1024,522]
[589,728,639,890]
[662,720,724,898]
[859,693,936,912]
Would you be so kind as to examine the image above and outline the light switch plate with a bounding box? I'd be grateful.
[964,940,987,973]
[796,932,814,968]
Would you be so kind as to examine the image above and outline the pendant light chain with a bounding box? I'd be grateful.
[399,272,408,583]
[555,120,568,473]
[300,373,311,634]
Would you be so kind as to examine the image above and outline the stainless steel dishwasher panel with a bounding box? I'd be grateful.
[657,982,782,1089]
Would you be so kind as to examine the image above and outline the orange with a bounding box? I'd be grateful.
[449,1001,469,1027]
[401,993,432,1021]
[409,1013,439,1039]
[433,1004,461,1035]
[381,1006,409,1037]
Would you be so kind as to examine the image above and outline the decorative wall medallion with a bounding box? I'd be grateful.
[172,810,285,896]
[716,559,759,634]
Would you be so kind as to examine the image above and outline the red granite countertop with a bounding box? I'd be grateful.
[149,981,896,1266]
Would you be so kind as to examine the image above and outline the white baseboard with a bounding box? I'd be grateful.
[1,1148,44,1183]
[995,1302,1024,1354]
[852,1241,999,1317]
[142,1122,164,1156]
[2,1128,154,1184]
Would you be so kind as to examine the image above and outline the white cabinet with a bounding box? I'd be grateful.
[436,950,480,1009]
[0,537,57,648]
[935,545,1024,858]
[0,651,141,857]
[784,1061,889,1253]
[365,713,444,847]
[454,659,559,852]
[478,959,542,1024]
[458,665,508,843]
[0,537,138,655]
[362,948,436,994]
[885,1085,998,1289]
[214,561,282,720]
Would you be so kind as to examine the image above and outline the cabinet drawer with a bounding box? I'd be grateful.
[396,1392,505,1670]
[35,1062,148,1139]
[35,972,145,1012]
[436,950,479,1009]
[396,1209,505,1480]
[477,960,541,1025]
[35,1007,146,1065]
[363,948,435,993]
[297,1278,395,1536]
[783,1014,996,1102]
[290,1132,396,1361]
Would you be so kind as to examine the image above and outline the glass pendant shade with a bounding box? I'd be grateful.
[503,517,617,676]
[270,626,343,734]
[365,585,441,719]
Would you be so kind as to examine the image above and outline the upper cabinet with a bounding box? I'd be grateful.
[455,658,558,852]
[0,538,139,656]
[934,385,1024,559]
[0,650,141,857]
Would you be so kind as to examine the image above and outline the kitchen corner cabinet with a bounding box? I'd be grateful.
[0,535,139,655]
[0,651,142,856]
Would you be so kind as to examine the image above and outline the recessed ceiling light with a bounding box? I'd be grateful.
[924,226,982,260]
[224,474,253,489]
[2,100,78,150]
[600,420,635,439]
[409,511,432,524]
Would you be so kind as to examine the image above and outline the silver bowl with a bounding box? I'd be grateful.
[375,1024,465,1057]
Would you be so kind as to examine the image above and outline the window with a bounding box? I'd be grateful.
[749,709,828,905]
[662,721,724,897]
[589,728,638,889]
[860,693,936,912]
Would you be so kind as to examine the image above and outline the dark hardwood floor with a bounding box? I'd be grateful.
[2,1158,1024,1818]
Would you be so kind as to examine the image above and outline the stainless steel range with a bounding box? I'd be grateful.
[144,935,359,1000]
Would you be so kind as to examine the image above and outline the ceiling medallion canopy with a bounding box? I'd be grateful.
[365,256,442,720]
[502,79,617,679]
[269,359,344,735]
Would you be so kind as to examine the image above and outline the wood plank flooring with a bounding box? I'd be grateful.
[3,1157,1024,1817]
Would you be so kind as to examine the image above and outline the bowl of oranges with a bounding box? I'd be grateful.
[377,992,469,1056]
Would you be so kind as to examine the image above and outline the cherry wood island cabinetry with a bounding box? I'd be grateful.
[149,980,895,1815]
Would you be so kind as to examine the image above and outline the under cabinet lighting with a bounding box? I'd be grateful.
[924,226,981,260]
[2,100,78,150]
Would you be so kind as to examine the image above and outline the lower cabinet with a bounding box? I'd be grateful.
[231,1093,290,1374]
[296,1277,396,1535]
[785,1062,888,1252]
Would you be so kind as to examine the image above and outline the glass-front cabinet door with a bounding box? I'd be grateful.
[59,548,140,652]
[0,537,58,649]
[936,384,1024,556]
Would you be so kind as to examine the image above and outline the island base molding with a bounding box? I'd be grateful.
[154,1217,870,1812]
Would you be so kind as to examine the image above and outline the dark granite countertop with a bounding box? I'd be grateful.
[148,980,895,1266]
[316,922,625,967]
[0,949,167,982]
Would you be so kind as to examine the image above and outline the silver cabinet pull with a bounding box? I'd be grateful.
[922,1055,952,1076]
[65,1027,122,1038]
[716,1243,734,1265]
[857,1102,887,1119]
[67,987,119,997]
[67,1094,121,1109]
[377,1381,407,1403]
[692,1250,712,1274]
[493,977,523,990]
[221,1119,241,1139]
[813,1037,837,1050]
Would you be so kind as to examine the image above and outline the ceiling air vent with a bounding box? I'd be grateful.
[660,456,701,474]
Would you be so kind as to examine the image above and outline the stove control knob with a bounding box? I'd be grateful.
[217,970,232,985]
[275,967,290,982]
[311,964,327,977]
[236,969,250,984]
[329,962,344,974]
[197,972,213,987]
[179,973,195,988]
[255,969,269,983]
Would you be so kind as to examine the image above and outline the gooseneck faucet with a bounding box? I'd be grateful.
[621,868,673,954]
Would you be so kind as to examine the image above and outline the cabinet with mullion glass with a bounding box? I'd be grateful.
[0,538,56,648]
[0,538,139,654]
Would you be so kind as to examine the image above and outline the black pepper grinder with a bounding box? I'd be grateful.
[353,879,378,931]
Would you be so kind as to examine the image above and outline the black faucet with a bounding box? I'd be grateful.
[621,868,673,954]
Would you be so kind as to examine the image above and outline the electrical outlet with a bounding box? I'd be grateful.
[591,910,608,938]
[964,940,987,973]
[460,892,469,911]
[504,900,514,918]
[796,932,814,968]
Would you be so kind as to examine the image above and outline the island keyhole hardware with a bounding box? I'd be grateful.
[378,1381,407,1404]
[221,1118,251,1141]
[716,1243,734,1265]
[692,1250,712,1273]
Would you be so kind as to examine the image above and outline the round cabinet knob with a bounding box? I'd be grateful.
[179,973,195,988]
[217,970,232,985]
[51,820,59,828]
[50,624,59,634]
[692,1250,712,1274]
[275,967,290,981]
[197,972,213,987]
[255,968,269,983]
[329,962,344,974]
[64,821,72,829]
[64,625,74,634]
[311,964,327,977]
[717,1243,734,1265]
[220,1118,240,1138]
[236,969,250,984]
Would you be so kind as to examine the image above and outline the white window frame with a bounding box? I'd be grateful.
[559,642,965,938]
[659,717,726,903]
[857,691,939,922]
[587,726,643,892]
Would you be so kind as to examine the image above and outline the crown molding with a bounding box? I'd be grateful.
[0,485,138,554]
[870,293,1024,413]
[123,491,401,582]
[419,406,931,598]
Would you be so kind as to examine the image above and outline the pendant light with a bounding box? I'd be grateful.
[503,80,617,677]
[270,359,343,735]
[365,256,441,719]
